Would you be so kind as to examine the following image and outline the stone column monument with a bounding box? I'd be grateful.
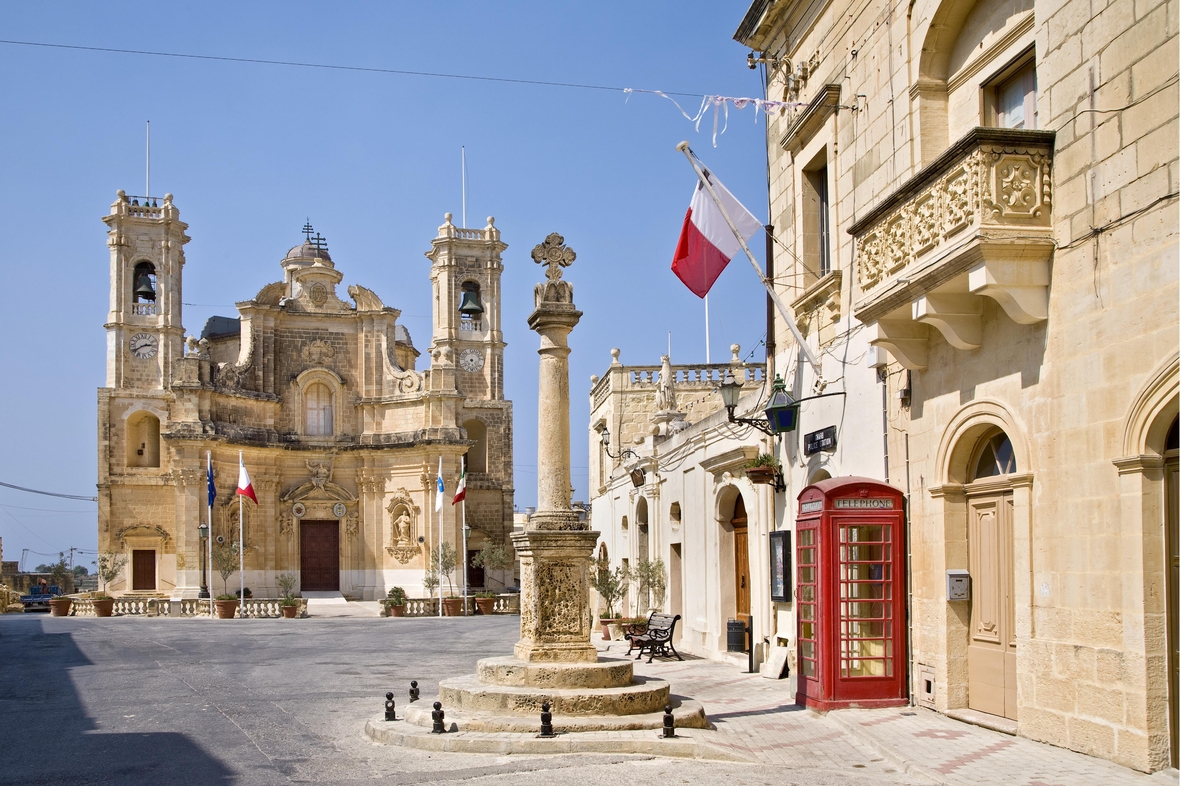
[513,233,598,663]
[406,233,706,734]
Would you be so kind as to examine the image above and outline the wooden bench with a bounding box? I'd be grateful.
[624,612,683,663]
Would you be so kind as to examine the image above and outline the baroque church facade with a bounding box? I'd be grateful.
[97,190,513,600]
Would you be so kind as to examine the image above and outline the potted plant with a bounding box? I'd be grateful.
[384,586,408,617]
[212,542,241,619]
[431,543,463,616]
[744,453,782,486]
[473,591,497,615]
[214,594,239,619]
[591,556,628,639]
[422,569,440,614]
[93,551,128,617]
[47,554,72,616]
[279,594,299,618]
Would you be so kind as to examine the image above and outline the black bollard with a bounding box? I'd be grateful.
[662,704,677,738]
[538,701,556,738]
[409,681,420,703]
[431,701,446,734]
[384,692,397,722]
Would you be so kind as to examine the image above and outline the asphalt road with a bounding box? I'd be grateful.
[0,613,906,785]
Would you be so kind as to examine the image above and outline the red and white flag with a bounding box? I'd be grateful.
[671,170,763,298]
[236,455,257,503]
[452,471,467,506]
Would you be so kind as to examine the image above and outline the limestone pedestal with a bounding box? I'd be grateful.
[512,527,598,663]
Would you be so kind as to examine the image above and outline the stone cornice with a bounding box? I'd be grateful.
[779,84,841,154]
[700,446,761,475]
[1113,454,1166,475]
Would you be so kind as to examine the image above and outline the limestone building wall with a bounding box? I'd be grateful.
[738,0,1178,771]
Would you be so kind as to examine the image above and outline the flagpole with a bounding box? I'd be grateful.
[676,141,825,386]
[207,451,213,619]
[437,458,443,619]
[461,499,468,616]
[238,451,244,618]
[704,295,711,364]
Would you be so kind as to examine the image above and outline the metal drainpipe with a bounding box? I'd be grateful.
[904,430,914,705]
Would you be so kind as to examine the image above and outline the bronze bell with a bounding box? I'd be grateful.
[134,272,157,301]
[457,289,484,317]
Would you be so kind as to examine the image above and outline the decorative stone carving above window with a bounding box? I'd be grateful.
[792,269,842,343]
[850,127,1055,370]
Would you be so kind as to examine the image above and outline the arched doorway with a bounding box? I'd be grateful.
[732,495,750,621]
[966,429,1019,720]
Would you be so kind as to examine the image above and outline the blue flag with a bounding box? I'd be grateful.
[206,455,216,507]
[434,457,444,512]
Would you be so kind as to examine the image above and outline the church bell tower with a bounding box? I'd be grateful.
[425,213,507,401]
[102,190,189,390]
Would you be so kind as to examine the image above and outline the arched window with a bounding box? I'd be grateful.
[970,431,1017,480]
[132,261,157,303]
[125,411,161,468]
[304,382,334,436]
[463,419,488,473]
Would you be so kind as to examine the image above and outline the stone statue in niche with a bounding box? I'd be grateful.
[393,509,412,546]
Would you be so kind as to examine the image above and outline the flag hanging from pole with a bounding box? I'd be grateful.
[671,169,762,298]
[236,455,257,504]
[206,454,216,507]
[452,471,467,506]
[434,458,444,512]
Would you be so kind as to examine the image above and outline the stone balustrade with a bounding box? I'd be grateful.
[68,596,308,618]
[849,127,1056,369]
[399,594,520,617]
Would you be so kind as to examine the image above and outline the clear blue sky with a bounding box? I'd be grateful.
[0,2,771,566]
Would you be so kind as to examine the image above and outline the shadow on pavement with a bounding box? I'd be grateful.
[0,616,234,786]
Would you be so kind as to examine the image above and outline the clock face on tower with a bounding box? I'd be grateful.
[129,333,159,360]
[458,348,484,372]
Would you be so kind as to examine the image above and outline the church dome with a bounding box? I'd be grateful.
[284,240,332,263]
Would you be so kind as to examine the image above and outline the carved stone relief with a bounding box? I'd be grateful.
[385,487,420,563]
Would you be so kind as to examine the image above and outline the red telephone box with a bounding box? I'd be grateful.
[795,476,908,710]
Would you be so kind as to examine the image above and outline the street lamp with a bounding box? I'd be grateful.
[719,372,846,437]
[599,427,646,488]
[197,523,210,599]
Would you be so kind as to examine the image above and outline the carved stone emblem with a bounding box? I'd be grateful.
[309,283,329,305]
[303,340,335,364]
[531,233,576,305]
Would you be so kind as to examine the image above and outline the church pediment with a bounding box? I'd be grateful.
[281,479,355,503]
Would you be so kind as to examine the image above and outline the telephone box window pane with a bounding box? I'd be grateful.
[798,584,814,602]
[798,528,814,546]
[801,658,815,677]
[798,566,815,583]
[800,621,815,640]
[799,547,816,566]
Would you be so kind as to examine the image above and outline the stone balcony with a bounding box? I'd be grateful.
[849,127,1055,370]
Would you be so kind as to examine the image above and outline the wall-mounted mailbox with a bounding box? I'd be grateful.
[946,569,970,601]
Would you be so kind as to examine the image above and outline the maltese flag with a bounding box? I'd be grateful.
[671,170,763,298]
[236,454,257,504]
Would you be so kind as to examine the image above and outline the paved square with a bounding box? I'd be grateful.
[1,613,1173,785]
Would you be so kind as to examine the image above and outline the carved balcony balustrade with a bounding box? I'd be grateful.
[849,127,1055,370]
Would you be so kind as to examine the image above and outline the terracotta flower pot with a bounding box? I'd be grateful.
[474,597,496,615]
[93,599,115,618]
[600,618,620,640]
[48,598,72,617]
[281,604,299,618]
[442,598,463,616]
[214,600,239,619]
[387,604,406,617]
[745,466,779,485]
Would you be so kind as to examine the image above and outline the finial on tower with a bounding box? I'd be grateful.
[303,220,314,242]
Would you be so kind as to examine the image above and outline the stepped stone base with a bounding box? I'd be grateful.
[401,695,708,732]
[475,655,634,689]
[439,672,670,716]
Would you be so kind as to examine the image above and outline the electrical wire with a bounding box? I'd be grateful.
[1054,73,1179,128]
[0,480,98,502]
[0,38,705,98]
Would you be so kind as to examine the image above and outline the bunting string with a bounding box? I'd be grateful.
[624,89,813,146]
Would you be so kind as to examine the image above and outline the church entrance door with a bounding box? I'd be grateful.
[300,521,339,591]
[132,550,156,590]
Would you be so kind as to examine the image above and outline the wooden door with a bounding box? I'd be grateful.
[1166,452,1178,766]
[300,521,339,591]
[131,550,156,591]
[967,492,1017,720]
[733,495,750,618]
